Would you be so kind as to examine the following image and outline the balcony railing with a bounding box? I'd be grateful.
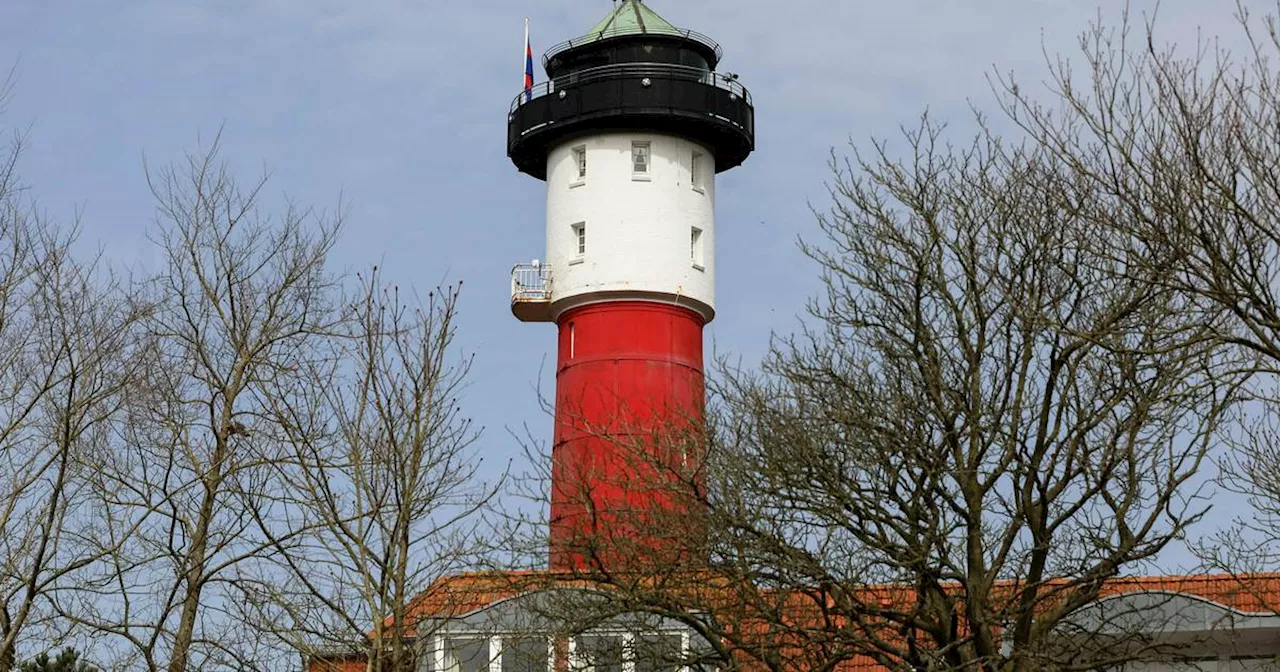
[507,63,755,178]
[510,63,751,114]
[512,262,552,301]
[542,27,724,68]
[511,263,552,322]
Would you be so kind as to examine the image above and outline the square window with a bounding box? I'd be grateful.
[691,227,704,268]
[691,151,704,192]
[441,637,490,672]
[632,142,651,177]
[502,637,550,672]
[633,634,683,672]
[573,635,624,672]
[573,146,587,182]
[572,223,586,257]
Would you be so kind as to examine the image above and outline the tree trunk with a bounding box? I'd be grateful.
[166,449,224,672]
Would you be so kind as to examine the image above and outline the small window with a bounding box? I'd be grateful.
[691,151,704,192]
[691,227,704,268]
[502,637,551,672]
[441,637,490,672]
[572,222,586,257]
[573,635,625,672]
[572,146,587,183]
[633,633,683,672]
[632,142,651,178]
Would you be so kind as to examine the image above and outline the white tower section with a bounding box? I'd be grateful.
[543,131,717,322]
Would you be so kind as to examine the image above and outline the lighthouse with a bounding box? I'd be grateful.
[508,0,754,572]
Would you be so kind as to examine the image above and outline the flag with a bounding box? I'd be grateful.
[523,18,534,103]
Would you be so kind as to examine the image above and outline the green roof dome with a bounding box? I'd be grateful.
[544,0,723,71]
[583,0,679,40]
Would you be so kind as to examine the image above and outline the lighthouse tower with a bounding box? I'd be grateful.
[507,0,754,572]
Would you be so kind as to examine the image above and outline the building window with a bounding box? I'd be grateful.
[572,222,586,259]
[573,634,625,672]
[691,151,705,192]
[632,142,651,179]
[428,633,683,672]
[430,636,551,672]
[572,145,587,185]
[633,633,683,672]
[571,633,683,672]
[501,637,551,672]
[691,227,704,269]
[440,637,490,672]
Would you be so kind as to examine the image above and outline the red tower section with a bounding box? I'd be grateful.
[549,302,706,572]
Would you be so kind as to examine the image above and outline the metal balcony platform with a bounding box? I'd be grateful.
[511,263,553,322]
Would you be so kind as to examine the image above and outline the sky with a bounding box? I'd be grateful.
[0,0,1271,565]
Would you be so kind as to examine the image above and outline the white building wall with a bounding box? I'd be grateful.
[544,132,716,321]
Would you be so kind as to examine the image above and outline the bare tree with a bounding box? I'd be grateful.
[238,274,496,672]
[62,138,342,671]
[0,111,138,671]
[521,121,1243,672]
[995,3,1280,608]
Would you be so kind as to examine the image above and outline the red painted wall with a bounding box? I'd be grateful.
[549,301,706,571]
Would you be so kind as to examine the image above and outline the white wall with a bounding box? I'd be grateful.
[544,131,717,321]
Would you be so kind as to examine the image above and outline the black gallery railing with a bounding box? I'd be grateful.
[541,27,724,67]
[508,63,754,145]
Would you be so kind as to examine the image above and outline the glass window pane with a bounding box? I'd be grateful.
[634,633,683,672]
[443,637,490,672]
[574,635,624,672]
[502,637,549,672]
[633,144,649,173]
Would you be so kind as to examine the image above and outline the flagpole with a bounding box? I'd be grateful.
[523,17,535,103]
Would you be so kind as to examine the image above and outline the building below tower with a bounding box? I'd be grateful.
[307,572,1280,672]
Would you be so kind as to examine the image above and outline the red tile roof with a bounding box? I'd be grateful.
[310,572,1280,672]
[1093,573,1280,614]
